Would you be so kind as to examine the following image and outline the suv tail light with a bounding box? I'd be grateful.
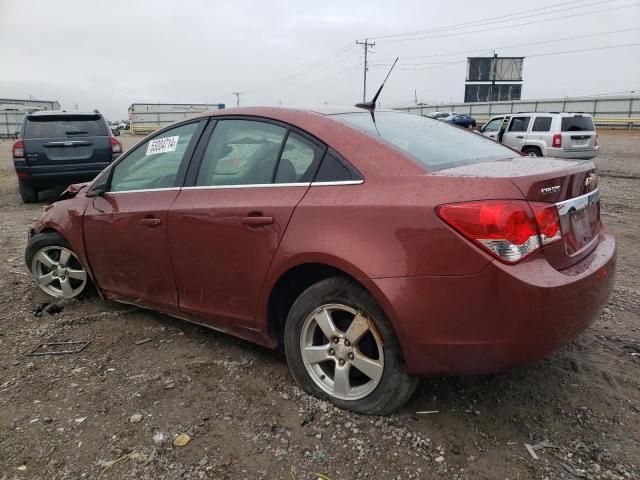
[552,134,562,148]
[436,200,562,264]
[12,139,25,158]
[110,136,123,155]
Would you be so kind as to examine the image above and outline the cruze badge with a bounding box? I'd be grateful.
[540,185,561,195]
[585,173,598,189]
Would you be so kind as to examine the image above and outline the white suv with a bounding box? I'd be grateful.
[478,112,599,159]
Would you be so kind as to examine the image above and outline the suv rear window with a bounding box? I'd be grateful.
[24,114,108,138]
[561,116,594,132]
[333,112,514,171]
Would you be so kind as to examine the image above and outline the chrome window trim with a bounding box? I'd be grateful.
[182,182,311,190]
[106,187,181,195]
[555,188,599,216]
[310,180,364,186]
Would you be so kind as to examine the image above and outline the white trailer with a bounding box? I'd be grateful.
[0,98,61,138]
[128,103,225,134]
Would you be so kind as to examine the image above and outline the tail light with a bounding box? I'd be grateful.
[552,134,562,148]
[12,140,25,158]
[109,136,123,155]
[436,200,562,264]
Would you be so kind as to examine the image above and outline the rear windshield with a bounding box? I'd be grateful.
[561,116,594,132]
[332,112,515,170]
[24,114,108,138]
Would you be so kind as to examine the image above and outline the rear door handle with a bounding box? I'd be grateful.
[139,217,162,227]
[516,135,524,138]
[241,216,274,226]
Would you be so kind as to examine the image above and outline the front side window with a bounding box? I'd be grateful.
[333,112,515,171]
[483,118,503,132]
[196,120,287,187]
[109,122,198,192]
[532,117,552,132]
[508,117,530,132]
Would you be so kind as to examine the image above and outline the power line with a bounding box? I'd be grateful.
[366,0,602,41]
[371,43,640,71]
[242,43,355,95]
[370,27,640,67]
[371,2,640,43]
[250,49,362,96]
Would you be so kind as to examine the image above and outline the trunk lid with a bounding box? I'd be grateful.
[436,156,600,270]
[559,115,597,151]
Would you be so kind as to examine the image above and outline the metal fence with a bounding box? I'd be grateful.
[393,94,640,128]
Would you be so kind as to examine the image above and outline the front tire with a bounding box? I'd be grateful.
[19,182,38,203]
[25,232,91,298]
[284,277,417,415]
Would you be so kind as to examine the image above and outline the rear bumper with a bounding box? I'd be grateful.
[373,227,616,376]
[546,146,599,159]
[14,161,109,189]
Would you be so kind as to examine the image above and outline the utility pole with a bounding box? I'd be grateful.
[356,38,375,102]
[232,92,242,107]
[489,52,498,102]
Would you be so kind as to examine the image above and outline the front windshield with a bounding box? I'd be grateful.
[332,111,515,171]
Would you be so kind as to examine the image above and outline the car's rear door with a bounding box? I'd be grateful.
[168,118,325,328]
[23,114,112,168]
[83,120,205,310]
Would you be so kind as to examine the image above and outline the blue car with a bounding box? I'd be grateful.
[445,113,477,129]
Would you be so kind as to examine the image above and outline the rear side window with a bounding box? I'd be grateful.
[314,150,362,182]
[333,112,514,171]
[24,114,108,138]
[532,117,552,132]
[561,116,594,132]
[275,132,324,183]
[508,117,530,132]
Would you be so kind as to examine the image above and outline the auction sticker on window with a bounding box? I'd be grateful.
[146,136,179,155]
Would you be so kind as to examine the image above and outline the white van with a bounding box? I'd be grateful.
[478,113,599,159]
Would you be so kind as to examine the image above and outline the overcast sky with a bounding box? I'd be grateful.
[1,0,639,119]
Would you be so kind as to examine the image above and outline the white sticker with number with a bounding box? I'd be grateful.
[146,136,179,155]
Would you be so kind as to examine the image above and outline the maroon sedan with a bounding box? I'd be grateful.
[24,107,615,414]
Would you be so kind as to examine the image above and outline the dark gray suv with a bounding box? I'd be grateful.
[12,110,123,202]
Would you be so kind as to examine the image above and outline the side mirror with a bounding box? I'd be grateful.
[111,128,120,137]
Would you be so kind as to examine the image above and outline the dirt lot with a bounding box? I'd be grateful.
[0,131,639,480]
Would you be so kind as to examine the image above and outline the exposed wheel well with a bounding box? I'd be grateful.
[522,145,543,156]
[267,263,360,348]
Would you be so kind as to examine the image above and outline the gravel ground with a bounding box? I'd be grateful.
[0,131,638,480]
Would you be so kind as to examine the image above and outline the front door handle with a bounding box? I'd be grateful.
[139,217,162,227]
[516,135,524,138]
[241,216,274,226]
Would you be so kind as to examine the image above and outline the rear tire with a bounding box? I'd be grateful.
[284,277,417,415]
[19,182,38,203]
[522,146,543,157]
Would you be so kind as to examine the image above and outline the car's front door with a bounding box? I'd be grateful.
[501,116,531,151]
[83,121,204,310]
[480,117,503,140]
[168,118,325,328]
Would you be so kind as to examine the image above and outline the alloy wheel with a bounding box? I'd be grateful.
[31,246,87,298]
[299,304,384,401]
